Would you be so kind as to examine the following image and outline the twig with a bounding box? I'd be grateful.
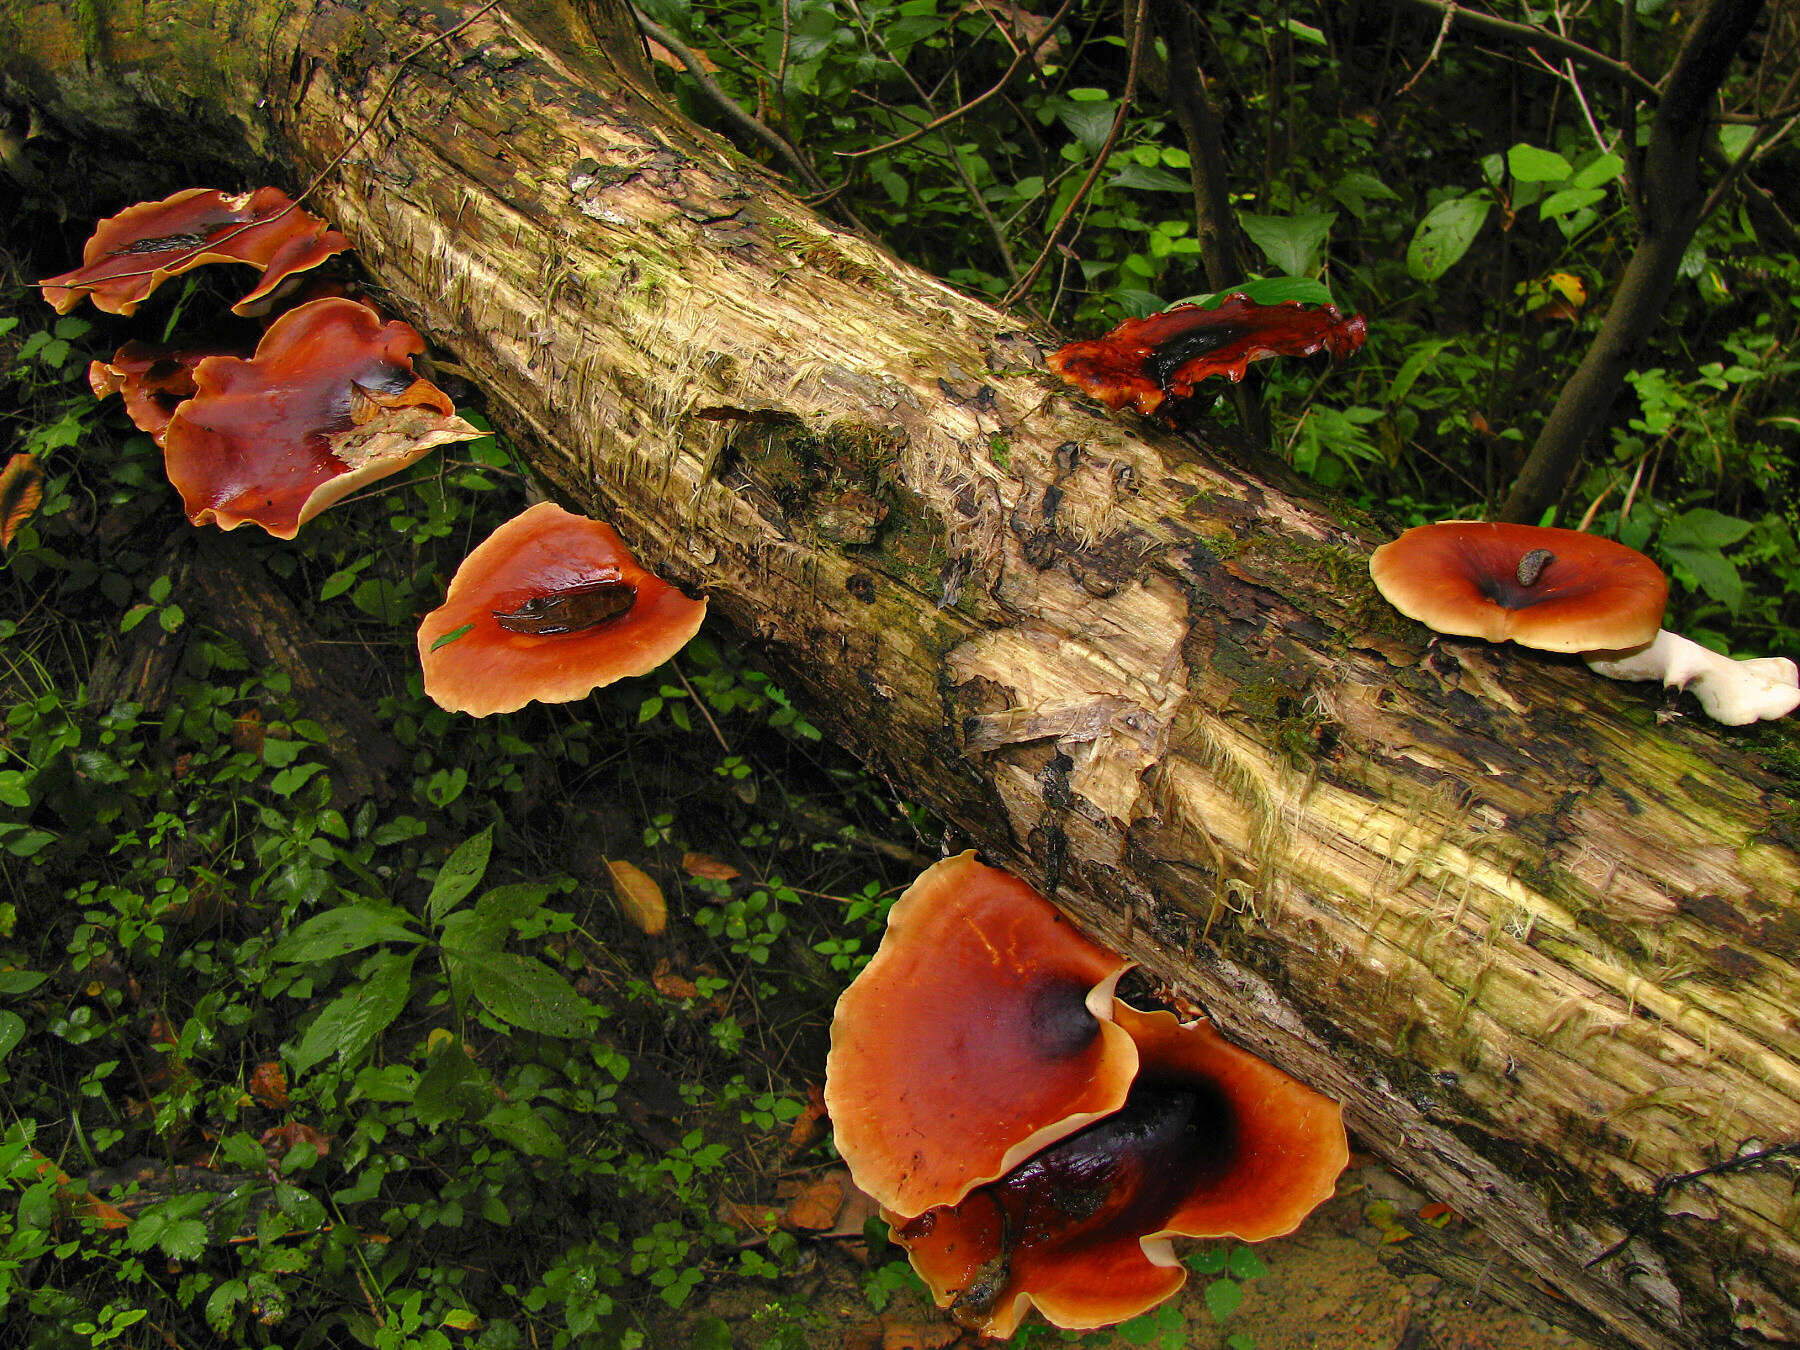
[1002,0,1149,307]
[1396,3,1454,96]
[1390,0,1660,103]
[837,0,1077,159]
[671,658,730,754]
[1585,1142,1800,1270]
[631,13,827,197]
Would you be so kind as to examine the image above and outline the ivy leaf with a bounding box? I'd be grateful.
[1205,1276,1244,1322]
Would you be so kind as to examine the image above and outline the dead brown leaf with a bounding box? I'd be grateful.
[783,1083,829,1158]
[681,851,739,882]
[260,1121,331,1162]
[0,452,44,548]
[248,1060,289,1109]
[607,858,668,936]
[651,959,700,1001]
[782,1172,846,1230]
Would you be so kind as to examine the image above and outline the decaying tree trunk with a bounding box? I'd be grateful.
[6,3,1800,1345]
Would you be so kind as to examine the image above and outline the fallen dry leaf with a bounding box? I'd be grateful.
[681,851,739,882]
[781,1172,846,1230]
[0,452,44,548]
[651,959,700,1001]
[260,1121,331,1162]
[248,1060,289,1109]
[783,1083,829,1158]
[607,858,667,936]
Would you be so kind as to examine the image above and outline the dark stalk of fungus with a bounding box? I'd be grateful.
[493,578,637,635]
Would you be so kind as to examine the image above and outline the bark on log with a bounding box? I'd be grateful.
[7,4,1800,1346]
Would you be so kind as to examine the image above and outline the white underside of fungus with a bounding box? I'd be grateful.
[1585,629,1800,725]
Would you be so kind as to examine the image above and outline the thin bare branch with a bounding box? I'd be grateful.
[837,0,1076,160]
[1003,0,1149,307]
[1388,0,1661,102]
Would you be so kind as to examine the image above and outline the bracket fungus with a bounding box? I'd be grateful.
[1585,631,1800,725]
[40,187,350,317]
[889,1002,1349,1338]
[824,851,1137,1217]
[89,339,250,444]
[417,501,708,717]
[1369,521,1667,653]
[160,298,481,538]
[1048,295,1367,419]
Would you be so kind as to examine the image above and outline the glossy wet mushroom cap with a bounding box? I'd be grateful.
[416,501,708,717]
[1048,296,1367,419]
[89,339,251,444]
[890,1001,1349,1338]
[1369,521,1667,653]
[161,298,480,538]
[824,851,1138,1217]
[40,187,350,317]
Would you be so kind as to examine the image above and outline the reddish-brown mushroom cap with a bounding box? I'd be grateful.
[89,339,251,444]
[1369,521,1667,653]
[824,852,1137,1218]
[890,1001,1349,1338]
[416,501,708,717]
[1048,295,1367,418]
[40,187,351,317]
[161,298,479,538]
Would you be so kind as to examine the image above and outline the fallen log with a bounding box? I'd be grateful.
[6,2,1799,1344]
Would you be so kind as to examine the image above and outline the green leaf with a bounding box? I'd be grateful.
[269,762,326,797]
[1569,152,1625,190]
[1181,276,1336,310]
[0,969,48,995]
[444,947,593,1036]
[1507,142,1572,182]
[1665,546,1744,613]
[1058,101,1115,155]
[1205,1276,1244,1322]
[1226,1246,1268,1281]
[1387,338,1454,404]
[1406,196,1490,281]
[414,1038,494,1127]
[288,950,416,1077]
[439,882,553,953]
[1718,124,1755,163]
[1238,210,1336,277]
[481,1101,567,1159]
[1661,507,1754,550]
[0,1009,24,1062]
[269,905,420,963]
[1110,163,1191,193]
[1331,170,1399,219]
[429,622,474,652]
[1539,186,1606,220]
[428,825,494,923]
[1185,1245,1227,1275]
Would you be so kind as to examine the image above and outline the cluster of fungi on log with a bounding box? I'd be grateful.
[40,187,350,317]
[416,501,707,717]
[1047,295,1367,419]
[1371,520,1800,724]
[825,853,1348,1338]
[50,190,705,699]
[50,188,480,538]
